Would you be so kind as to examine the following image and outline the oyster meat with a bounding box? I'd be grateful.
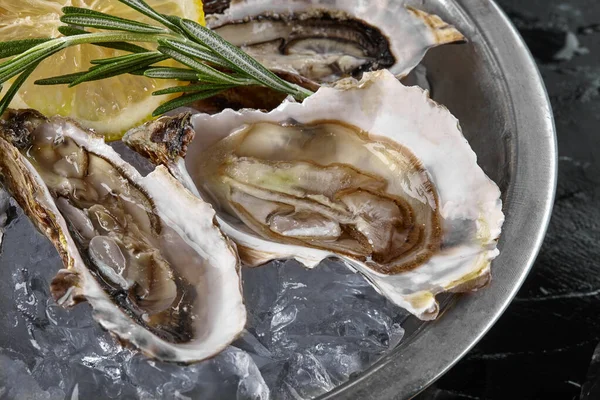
[208,0,465,83]
[0,109,245,362]
[125,70,504,320]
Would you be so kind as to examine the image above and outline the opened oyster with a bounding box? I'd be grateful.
[125,70,504,320]
[207,0,465,83]
[0,110,245,362]
[192,0,463,114]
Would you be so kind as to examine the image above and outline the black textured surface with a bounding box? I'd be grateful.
[419,1,600,399]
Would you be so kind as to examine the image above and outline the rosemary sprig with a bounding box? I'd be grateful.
[0,0,314,119]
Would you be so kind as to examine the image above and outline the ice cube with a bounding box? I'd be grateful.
[0,354,65,400]
[218,347,271,400]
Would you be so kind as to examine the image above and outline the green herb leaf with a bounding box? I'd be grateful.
[152,89,226,116]
[61,6,114,16]
[157,45,247,85]
[0,63,39,116]
[61,7,168,33]
[143,67,200,81]
[90,51,161,65]
[117,0,184,34]
[161,14,184,29]
[129,67,149,76]
[61,12,168,34]
[35,72,87,86]
[0,38,52,59]
[58,26,149,53]
[0,41,65,84]
[179,19,301,95]
[152,82,235,95]
[96,41,151,54]
[35,64,105,86]
[158,38,234,69]
[69,52,167,86]
[57,26,88,36]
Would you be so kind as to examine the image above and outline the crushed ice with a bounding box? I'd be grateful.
[0,156,408,400]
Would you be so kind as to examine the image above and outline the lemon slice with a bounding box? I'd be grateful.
[0,0,205,139]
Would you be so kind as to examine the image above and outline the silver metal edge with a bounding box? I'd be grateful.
[319,0,558,398]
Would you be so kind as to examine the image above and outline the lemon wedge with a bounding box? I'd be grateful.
[0,0,205,139]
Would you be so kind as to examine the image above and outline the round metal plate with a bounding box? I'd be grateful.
[319,0,557,398]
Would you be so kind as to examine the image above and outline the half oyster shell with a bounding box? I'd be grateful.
[125,70,504,320]
[0,110,246,362]
[208,0,465,83]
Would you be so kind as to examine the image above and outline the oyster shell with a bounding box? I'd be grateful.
[0,110,246,362]
[125,70,504,320]
[203,0,231,15]
[207,0,465,83]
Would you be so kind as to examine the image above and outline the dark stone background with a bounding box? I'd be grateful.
[419,1,600,399]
